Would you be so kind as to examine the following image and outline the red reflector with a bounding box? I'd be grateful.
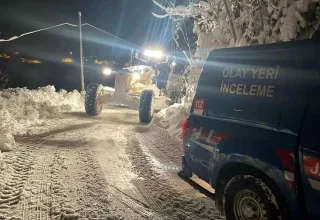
[275,148,295,172]
[211,131,230,145]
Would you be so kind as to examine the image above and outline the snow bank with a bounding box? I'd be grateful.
[152,99,191,139]
[154,96,171,111]
[103,86,115,92]
[0,86,84,151]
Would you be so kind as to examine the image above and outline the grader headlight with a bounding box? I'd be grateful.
[133,73,141,80]
[102,68,112,75]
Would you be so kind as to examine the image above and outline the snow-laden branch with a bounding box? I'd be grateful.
[0,23,78,42]
[222,0,237,44]
[152,0,201,18]
[152,13,170,18]
[173,36,192,64]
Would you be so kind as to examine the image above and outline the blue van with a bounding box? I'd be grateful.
[181,40,320,220]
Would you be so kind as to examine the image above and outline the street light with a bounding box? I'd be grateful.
[102,68,112,75]
[171,61,176,66]
[144,49,163,59]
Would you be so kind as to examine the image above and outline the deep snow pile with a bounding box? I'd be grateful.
[0,86,84,151]
[153,100,191,139]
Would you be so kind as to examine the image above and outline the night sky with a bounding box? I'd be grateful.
[0,0,173,62]
[0,0,176,90]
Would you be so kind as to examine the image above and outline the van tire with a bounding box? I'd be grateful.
[85,83,103,116]
[224,175,283,220]
[139,90,154,123]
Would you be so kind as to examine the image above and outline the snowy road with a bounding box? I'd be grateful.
[0,106,223,220]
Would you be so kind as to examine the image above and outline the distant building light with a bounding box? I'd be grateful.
[21,58,41,64]
[0,53,11,59]
[62,58,73,63]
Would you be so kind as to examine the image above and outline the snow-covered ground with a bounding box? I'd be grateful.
[0,85,191,150]
[0,107,219,220]
[0,86,84,152]
[0,85,191,157]
[0,86,220,219]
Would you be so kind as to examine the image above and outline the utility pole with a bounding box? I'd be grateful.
[130,48,133,67]
[79,12,85,91]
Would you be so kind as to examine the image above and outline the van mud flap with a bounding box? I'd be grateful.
[177,170,216,201]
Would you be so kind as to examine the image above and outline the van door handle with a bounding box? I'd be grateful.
[233,108,242,112]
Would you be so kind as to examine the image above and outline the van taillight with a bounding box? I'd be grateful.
[182,120,187,132]
[182,120,189,154]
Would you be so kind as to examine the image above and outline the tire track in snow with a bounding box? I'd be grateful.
[12,122,110,220]
[0,132,80,220]
[126,129,223,220]
[92,122,163,220]
[107,184,156,219]
[0,142,34,219]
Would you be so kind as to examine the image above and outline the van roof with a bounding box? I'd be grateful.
[207,39,319,56]
[204,40,319,74]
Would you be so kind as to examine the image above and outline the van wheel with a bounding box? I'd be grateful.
[224,175,283,220]
[139,90,154,123]
[85,83,104,116]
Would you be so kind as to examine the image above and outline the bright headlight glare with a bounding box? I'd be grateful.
[103,68,112,75]
[133,73,140,80]
[144,50,163,58]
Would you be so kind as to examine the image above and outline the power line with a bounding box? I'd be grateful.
[0,22,143,51]
[82,23,142,50]
[0,23,79,42]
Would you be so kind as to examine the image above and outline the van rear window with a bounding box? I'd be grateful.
[196,55,285,127]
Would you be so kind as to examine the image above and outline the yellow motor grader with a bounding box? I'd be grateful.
[84,64,171,123]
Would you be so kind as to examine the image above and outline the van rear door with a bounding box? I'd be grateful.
[187,45,287,182]
[300,88,320,220]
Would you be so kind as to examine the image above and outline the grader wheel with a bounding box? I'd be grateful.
[139,90,155,123]
[85,83,104,116]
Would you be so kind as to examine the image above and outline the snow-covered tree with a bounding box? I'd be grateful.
[153,0,320,102]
